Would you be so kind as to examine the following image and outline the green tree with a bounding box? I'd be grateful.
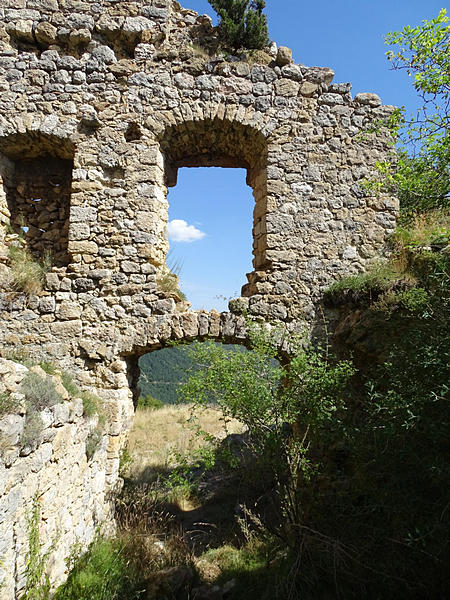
[179,326,355,544]
[208,0,269,50]
[380,10,450,217]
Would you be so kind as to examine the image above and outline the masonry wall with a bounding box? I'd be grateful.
[0,359,130,599]
[0,0,398,595]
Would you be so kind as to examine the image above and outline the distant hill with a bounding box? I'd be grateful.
[138,343,244,404]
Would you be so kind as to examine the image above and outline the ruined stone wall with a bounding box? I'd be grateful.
[0,359,123,599]
[0,0,398,595]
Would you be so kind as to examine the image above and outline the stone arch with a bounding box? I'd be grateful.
[118,310,250,409]
[156,114,270,289]
[0,131,75,267]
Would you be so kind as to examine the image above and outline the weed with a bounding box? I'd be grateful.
[156,270,186,300]
[21,372,62,410]
[0,391,18,417]
[38,362,57,376]
[8,245,51,295]
[119,448,133,476]
[60,373,79,397]
[21,411,44,449]
[157,254,186,300]
[395,209,450,248]
[81,392,101,418]
[85,427,103,461]
[19,495,51,600]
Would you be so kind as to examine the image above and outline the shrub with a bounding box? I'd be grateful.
[179,326,356,545]
[21,372,62,410]
[137,395,164,410]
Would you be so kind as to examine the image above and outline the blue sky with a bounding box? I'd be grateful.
[168,0,446,312]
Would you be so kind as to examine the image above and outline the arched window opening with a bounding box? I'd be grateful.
[158,118,269,312]
[0,133,74,268]
[167,167,254,311]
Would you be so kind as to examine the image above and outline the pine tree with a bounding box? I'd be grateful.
[209,0,269,50]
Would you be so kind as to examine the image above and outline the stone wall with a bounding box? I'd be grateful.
[0,358,126,599]
[0,0,398,595]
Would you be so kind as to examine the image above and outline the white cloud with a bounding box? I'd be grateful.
[168,219,206,243]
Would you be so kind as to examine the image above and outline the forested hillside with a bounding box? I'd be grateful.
[138,344,245,404]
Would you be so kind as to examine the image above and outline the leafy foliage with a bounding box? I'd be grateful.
[208,0,269,50]
[19,496,51,600]
[137,394,164,410]
[54,538,135,600]
[179,326,356,549]
[378,10,450,218]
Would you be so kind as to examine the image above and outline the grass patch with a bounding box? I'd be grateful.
[81,392,101,418]
[122,404,243,486]
[8,245,50,295]
[60,372,79,397]
[39,361,57,375]
[396,209,450,246]
[325,261,401,302]
[53,538,135,600]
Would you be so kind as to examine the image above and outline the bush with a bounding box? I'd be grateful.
[137,395,164,410]
[21,372,62,410]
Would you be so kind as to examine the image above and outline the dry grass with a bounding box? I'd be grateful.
[396,209,449,248]
[8,245,50,294]
[124,404,244,480]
